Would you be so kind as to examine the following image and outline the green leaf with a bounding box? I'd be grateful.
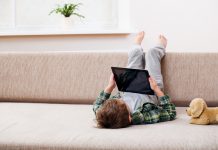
[49,3,85,18]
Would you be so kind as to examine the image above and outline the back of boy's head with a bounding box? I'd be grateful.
[96,99,130,129]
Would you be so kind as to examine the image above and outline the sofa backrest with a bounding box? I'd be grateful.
[162,53,218,106]
[0,52,217,106]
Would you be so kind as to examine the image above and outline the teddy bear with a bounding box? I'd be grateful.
[186,98,218,125]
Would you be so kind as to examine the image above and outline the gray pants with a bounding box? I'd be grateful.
[122,44,166,113]
[127,44,165,89]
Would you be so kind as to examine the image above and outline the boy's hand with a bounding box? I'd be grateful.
[104,74,116,94]
[148,77,158,91]
[107,73,116,89]
[149,77,164,97]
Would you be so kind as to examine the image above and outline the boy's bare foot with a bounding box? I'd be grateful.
[134,31,145,45]
[158,35,167,48]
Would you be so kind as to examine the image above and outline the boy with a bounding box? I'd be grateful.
[93,32,176,128]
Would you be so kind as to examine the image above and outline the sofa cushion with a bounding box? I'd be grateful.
[0,52,218,106]
[0,103,217,150]
[0,52,127,104]
[162,53,218,106]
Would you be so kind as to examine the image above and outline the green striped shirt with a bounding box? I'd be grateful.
[93,90,176,125]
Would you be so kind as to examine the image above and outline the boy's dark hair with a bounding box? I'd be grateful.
[96,99,130,129]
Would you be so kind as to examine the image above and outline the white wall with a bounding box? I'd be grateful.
[0,0,218,52]
[131,0,218,52]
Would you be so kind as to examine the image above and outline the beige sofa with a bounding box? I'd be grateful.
[0,52,217,150]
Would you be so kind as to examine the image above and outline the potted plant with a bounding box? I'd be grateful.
[49,3,85,28]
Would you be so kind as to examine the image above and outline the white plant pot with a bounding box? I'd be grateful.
[62,17,74,29]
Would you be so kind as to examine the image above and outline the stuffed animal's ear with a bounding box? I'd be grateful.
[186,108,191,116]
[190,98,206,118]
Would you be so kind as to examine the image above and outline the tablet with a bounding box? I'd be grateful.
[111,67,154,95]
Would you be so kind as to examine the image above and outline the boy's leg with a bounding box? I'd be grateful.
[127,32,145,69]
[127,45,145,69]
[145,35,167,90]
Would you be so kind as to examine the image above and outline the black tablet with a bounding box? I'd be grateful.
[111,67,154,95]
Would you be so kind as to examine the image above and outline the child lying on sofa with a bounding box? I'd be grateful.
[93,32,176,128]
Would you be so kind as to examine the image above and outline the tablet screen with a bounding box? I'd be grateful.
[111,67,154,95]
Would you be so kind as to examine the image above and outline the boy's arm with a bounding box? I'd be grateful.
[93,74,116,114]
[150,77,176,121]
[158,94,176,121]
[131,77,176,124]
[93,90,111,114]
[131,92,176,124]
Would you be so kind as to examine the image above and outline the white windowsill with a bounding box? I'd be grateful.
[0,28,136,36]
